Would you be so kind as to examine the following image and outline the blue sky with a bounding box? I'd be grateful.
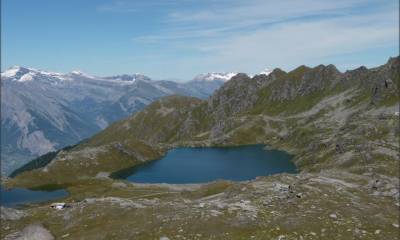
[1,0,398,80]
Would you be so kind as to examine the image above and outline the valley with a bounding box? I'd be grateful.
[1,57,399,239]
[0,67,235,174]
[2,0,399,238]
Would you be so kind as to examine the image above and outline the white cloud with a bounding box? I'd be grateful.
[126,0,398,77]
[136,0,371,42]
[196,12,397,71]
[167,0,366,23]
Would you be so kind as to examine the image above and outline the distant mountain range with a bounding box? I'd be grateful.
[0,66,240,174]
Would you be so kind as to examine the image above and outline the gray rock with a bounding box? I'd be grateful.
[1,207,27,221]
[329,213,338,219]
[4,224,54,240]
[296,193,303,198]
[95,172,110,179]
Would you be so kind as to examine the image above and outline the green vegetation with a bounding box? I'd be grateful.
[228,120,268,145]
[7,140,164,189]
[3,57,400,240]
[249,65,349,116]
[9,143,79,178]
[9,151,59,178]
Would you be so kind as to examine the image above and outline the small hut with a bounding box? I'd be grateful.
[50,202,66,210]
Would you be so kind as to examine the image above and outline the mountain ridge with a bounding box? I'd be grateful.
[1,67,239,174]
[9,56,399,183]
[5,57,399,239]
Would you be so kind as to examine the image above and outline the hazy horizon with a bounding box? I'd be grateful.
[1,55,397,82]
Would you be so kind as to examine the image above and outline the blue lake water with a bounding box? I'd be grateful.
[0,186,68,208]
[112,145,297,184]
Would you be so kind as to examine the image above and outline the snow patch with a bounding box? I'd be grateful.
[39,70,70,80]
[194,72,238,82]
[70,70,94,79]
[1,66,74,82]
[1,66,21,78]
[19,73,35,82]
[71,70,84,75]
[259,68,272,76]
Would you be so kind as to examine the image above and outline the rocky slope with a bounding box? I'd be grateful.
[3,57,399,239]
[0,67,233,174]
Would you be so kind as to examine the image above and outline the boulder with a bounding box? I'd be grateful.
[4,224,54,240]
[1,207,27,221]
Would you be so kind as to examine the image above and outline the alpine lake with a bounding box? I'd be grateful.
[2,145,297,207]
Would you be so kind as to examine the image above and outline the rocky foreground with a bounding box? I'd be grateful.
[2,57,399,239]
[2,170,399,239]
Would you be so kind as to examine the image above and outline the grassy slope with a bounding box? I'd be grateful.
[8,58,399,187]
[3,58,399,240]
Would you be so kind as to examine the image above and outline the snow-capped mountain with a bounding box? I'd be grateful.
[192,72,238,82]
[259,68,272,76]
[1,66,224,174]
[103,74,151,82]
[185,72,238,97]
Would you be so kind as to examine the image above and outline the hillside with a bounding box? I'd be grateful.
[10,57,399,185]
[0,67,233,174]
[3,57,399,239]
